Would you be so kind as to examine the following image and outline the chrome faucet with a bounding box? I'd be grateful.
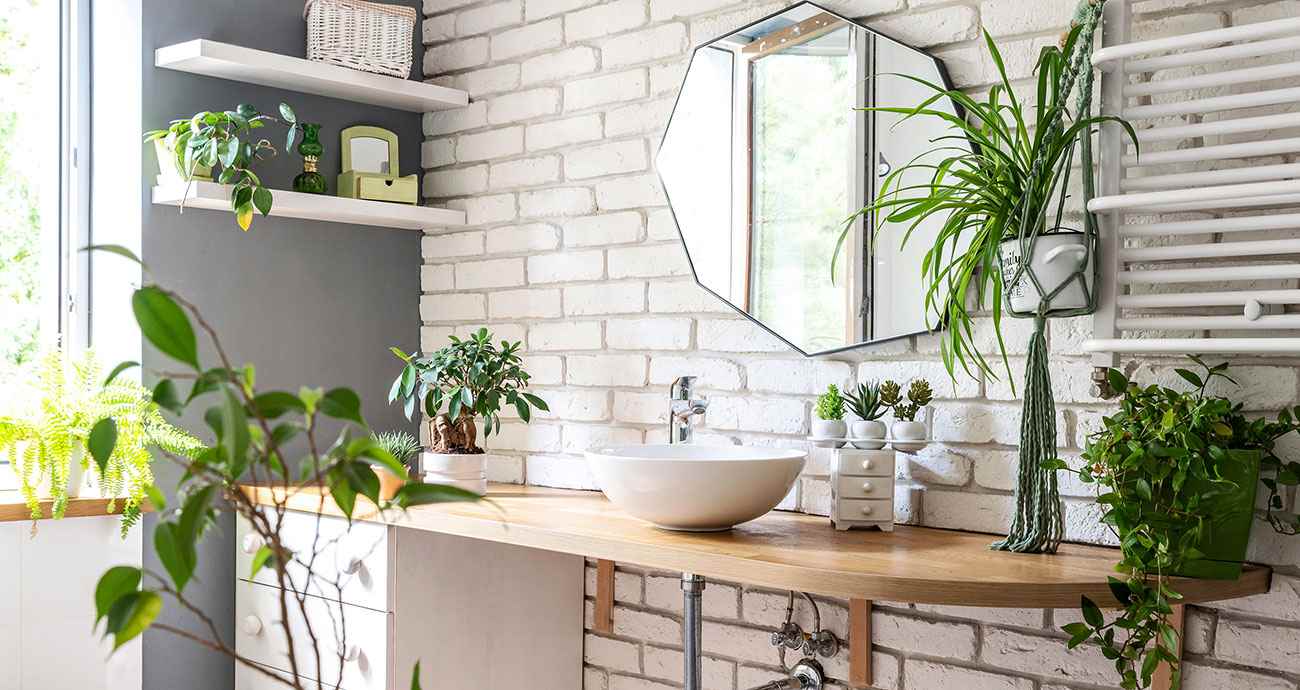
[743,659,825,690]
[669,376,709,444]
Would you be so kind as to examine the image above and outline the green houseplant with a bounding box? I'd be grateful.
[813,384,847,444]
[145,102,310,231]
[0,349,199,527]
[1055,358,1300,689]
[845,381,887,449]
[372,429,422,499]
[880,379,932,450]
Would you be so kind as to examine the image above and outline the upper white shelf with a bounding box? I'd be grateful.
[155,39,468,113]
[153,181,465,231]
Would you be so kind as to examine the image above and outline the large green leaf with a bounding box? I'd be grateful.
[104,591,162,650]
[132,287,199,369]
[153,523,194,591]
[319,388,365,426]
[94,566,141,625]
[88,418,118,475]
[251,391,306,419]
[393,482,482,509]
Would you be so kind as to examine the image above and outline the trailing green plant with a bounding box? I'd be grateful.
[844,381,886,421]
[373,430,421,469]
[390,329,548,455]
[879,379,932,422]
[832,22,1136,385]
[145,102,308,231]
[85,245,466,689]
[0,349,200,529]
[1051,358,1300,689]
[815,384,846,421]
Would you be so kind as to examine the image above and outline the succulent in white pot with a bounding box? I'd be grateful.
[844,381,888,450]
[812,385,848,448]
[881,379,932,452]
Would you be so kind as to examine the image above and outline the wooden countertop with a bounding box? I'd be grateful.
[242,483,1271,608]
[0,491,151,522]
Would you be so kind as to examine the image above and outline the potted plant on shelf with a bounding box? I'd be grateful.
[389,329,547,490]
[145,102,311,231]
[880,379,931,451]
[813,384,847,447]
[1053,358,1300,689]
[844,381,887,450]
[0,349,200,528]
[372,430,421,500]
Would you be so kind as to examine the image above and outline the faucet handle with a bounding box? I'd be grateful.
[670,376,697,400]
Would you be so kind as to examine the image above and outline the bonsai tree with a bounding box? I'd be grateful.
[815,384,845,421]
[843,381,886,422]
[389,329,548,454]
[880,379,932,422]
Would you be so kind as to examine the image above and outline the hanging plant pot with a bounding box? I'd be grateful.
[998,231,1094,316]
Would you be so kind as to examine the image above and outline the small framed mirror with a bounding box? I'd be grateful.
[341,126,399,175]
[657,2,968,356]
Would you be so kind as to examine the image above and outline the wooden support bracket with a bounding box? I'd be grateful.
[594,559,615,634]
[849,598,872,688]
[1152,604,1186,690]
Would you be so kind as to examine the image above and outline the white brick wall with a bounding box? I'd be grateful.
[419,0,1300,687]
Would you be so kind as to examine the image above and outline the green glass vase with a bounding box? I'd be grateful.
[292,123,328,195]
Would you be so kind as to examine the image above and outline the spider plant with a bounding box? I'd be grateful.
[833,26,1136,384]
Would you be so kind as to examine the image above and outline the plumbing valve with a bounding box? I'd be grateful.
[771,621,804,650]
[802,630,839,658]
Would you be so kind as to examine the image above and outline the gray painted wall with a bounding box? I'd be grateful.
[139,2,423,688]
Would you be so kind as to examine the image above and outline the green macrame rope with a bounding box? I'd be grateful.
[993,0,1105,554]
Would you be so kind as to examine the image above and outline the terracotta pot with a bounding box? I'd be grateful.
[377,466,406,501]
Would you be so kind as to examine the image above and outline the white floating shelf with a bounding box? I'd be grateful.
[155,39,468,112]
[153,181,465,231]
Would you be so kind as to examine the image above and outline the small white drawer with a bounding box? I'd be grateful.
[835,476,892,500]
[835,450,894,477]
[838,499,893,521]
[235,579,389,690]
[237,510,390,612]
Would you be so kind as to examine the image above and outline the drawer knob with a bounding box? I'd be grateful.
[340,644,361,663]
[860,505,873,516]
[240,615,263,636]
[240,533,264,555]
[861,481,873,492]
[861,459,873,471]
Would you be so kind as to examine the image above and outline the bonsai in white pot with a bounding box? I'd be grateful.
[844,381,888,449]
[812,385,848,447]
[881,379,932,452]
[389,329,548,490]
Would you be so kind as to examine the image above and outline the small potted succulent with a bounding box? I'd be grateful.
[389,328,547,490]
[881,379,932,451]
[813,384,848,447]
[371,430,421,500]
[844,381,887,450]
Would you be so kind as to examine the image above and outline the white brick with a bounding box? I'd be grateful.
[609,675,674,690]
[642,647,733,690]
[456,126,524,162]
[646,209,678,241]
[707,396,806,434]
[910,604,1044,629]
[596,174,665,210]
[424,37,489,74]
[532,388,610,421]
[520,187,596,217]
[454,323,526,343]
[424,0,478,13]
[420,326,455,352]
[423,231,486,261]
[454,1,520,36]
[490,155,561,189]
[488,422,562,453]
[529,320,602,351]
[564,0,647,42]
[601,24,688,69]
[981,628,1115,685]
[565,282,645,315]
[649,60,688,96]
[424,165,489,197]
[421,138,455,168]
[488,288,562,318]
[566,141,648,180]
[488,88,561,124]
[612,607,679,644]
[872,611,976,659]
[520,355,563,385]
[647,280,729,314]
[649,0,735,21]
[1217,618,1300,674]
[700,621,779,665]
[606,99,674,137]
[648,357,742,391]
[422,14,455,43]
[584,668,607,690]
[526,454,598,489]
[904,661,1032,690]
[567,354,647,387]
[566,70,648,111]
[607,317,693,350]
[526,114,604,151]
[526,0,596,21]
[491,18,563,61]
[425,101,487,136]
[421,264,454,292]
[455,257,525,289]
[481,453,524,484]
[896,446,973,487]
[1182,663,1295,690]
[746,360,853,395]
[448,193,516,225]
[522,46,599,85]
[486,223,560,254]
[420,293,485,322]
[528,249,604,283]
[696,319,790,353]
[1207,574,1300,623]
[442,63,521,98]
[564,212,643,247]
[861,360,982,399]
[608,245,689,278]
[980,0,1077,38]
[646,575,739,618]
[583,634,639,674]
[613,391,666,424]
[871,6,978,47]
[563,424,643,453]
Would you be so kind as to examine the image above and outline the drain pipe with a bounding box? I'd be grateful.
[681,572,706,690]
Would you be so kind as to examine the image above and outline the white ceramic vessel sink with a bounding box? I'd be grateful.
[585,444,806,531]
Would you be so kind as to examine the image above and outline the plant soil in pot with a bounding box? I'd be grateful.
[999,231,1093,315]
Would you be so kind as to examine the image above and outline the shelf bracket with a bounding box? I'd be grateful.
[1152,604,1186,690]
[849,599,872,688]
[594,559,615,634]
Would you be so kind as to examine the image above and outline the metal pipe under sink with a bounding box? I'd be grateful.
[681,573,705,690]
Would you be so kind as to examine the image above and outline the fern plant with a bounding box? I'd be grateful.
[0,350,200,528]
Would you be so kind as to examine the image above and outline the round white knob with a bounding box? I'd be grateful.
[241,533,264,555]
[241,615,263,636]
[861,459,873,471]
[1245,299,1263,321]
[342,557,364,575]
[860,505,873,516]
[340,644,361,663]
[861,481,873,493]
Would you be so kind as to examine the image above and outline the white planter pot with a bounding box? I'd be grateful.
[811,419,847,447]
[420,451,486,475]
[849,420,887,450]
[999,232,1092,314]
[890,420,927,452]
[65,445,87,498]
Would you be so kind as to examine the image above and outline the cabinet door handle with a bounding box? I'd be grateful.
[240,615,263,636]
[860,505,873,516]
[861,481,873,493]
[861,459,873,471]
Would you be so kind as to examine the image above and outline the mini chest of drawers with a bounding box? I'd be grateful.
[830,449,897,532]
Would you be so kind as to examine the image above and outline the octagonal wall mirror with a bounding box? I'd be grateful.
[657,2,968,356]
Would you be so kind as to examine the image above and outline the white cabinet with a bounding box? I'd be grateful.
[830,449,897,531]
[235,510,583,690]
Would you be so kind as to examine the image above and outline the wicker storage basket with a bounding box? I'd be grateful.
[305,0,416,78]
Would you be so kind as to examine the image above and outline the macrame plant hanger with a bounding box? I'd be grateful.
[991,0,1106,554]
